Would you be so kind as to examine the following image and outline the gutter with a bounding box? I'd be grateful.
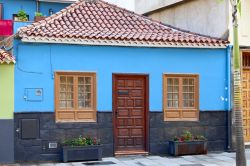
[227,45,233,151]
[36,0,39,12]
[20,37,228,49]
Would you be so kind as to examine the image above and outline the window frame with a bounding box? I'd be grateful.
[163,74,199,121]
[55,71,97,123]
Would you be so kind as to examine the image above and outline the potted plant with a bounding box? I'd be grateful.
[168,130,207,156]
[34,12,46,22]
[13,9,29,21]
[62,135,102,162]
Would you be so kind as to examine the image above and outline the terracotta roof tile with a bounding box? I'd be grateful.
[18,0,228,48]
[0,49,15,64]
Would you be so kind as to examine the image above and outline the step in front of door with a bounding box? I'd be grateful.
[245,142,250,149]
[115,150,149,156]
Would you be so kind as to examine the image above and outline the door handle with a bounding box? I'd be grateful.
[16,128,20,133]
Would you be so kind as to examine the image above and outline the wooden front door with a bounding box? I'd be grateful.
[113,74,148,154]
[242,70,250,142]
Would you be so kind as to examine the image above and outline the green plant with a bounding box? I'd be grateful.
[194,135,206,141]
[182,130,193,141]
[35,12,43,17]
[173,136,179,142]
[172,130,206,142]
[17,9,28,21]
[63,135,100,147]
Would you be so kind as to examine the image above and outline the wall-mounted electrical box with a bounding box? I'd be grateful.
[24,88,43,102]
[21,119,39,139]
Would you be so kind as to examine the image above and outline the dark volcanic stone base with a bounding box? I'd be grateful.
[14,111,229,162]
[0,119,14,163]
[14,112,113,162]
[149,111,229,155]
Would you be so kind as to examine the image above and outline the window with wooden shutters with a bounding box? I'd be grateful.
[55,72,96,122]
[163,74,199,121]
[242,52,250,69]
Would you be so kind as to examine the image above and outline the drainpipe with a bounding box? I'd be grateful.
[227,45,233,152]
[36,0,39,12]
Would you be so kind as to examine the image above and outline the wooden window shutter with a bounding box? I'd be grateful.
[55,72,97,122]
[243,52,250,69]
[163,74,199,121]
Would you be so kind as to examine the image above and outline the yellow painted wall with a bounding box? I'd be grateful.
[0,64,14,119]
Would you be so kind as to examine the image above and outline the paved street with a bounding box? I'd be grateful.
[3,149,250,166]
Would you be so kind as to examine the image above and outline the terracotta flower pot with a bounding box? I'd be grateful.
[34,16,46,22]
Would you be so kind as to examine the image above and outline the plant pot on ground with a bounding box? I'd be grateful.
[168,130,207,156]
[62,135,102,162]
[34,12,46,22]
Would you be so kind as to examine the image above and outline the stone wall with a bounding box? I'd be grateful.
[0,120,14,163]
[14,112,113,162]
[149,111,230,154]
[14,111,229,162]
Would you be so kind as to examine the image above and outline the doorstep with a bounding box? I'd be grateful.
[245,142,250,149]
[115,150,149,156]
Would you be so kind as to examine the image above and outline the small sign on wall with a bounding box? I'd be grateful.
[24,88,43,102]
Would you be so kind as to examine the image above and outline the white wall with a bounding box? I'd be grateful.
[238,0,250,46]
[103,0,135,11]
[228,0,250,46]
[135,0,184,14]
[146,0,229,39]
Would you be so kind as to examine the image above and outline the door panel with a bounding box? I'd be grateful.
[242,70,250,142]
[113,75,148,153]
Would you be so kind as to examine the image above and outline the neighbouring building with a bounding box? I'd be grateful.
[0,0,73,21]
[0,49,15,163]
[134,0,229,39]
[8,0,232,162]
[134,0,250,146]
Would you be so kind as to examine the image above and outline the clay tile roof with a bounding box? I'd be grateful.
[18,0,228,48]
[0,49,15,64]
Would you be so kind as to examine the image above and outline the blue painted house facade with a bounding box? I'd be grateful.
[1,0,232,163]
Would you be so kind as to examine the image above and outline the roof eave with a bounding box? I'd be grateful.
[20,37,227,49]
[0,61,16,64]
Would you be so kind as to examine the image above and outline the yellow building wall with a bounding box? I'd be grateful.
[0,64,14,119]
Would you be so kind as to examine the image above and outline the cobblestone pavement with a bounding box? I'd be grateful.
[3,149,250,166]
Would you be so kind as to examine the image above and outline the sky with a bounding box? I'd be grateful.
[103,0,135,11]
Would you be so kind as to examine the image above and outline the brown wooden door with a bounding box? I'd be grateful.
[242,70,250,142]
[113,74,148,154]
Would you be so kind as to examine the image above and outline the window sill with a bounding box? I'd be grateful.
[164,118,199,122]
[56,119,97,123]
